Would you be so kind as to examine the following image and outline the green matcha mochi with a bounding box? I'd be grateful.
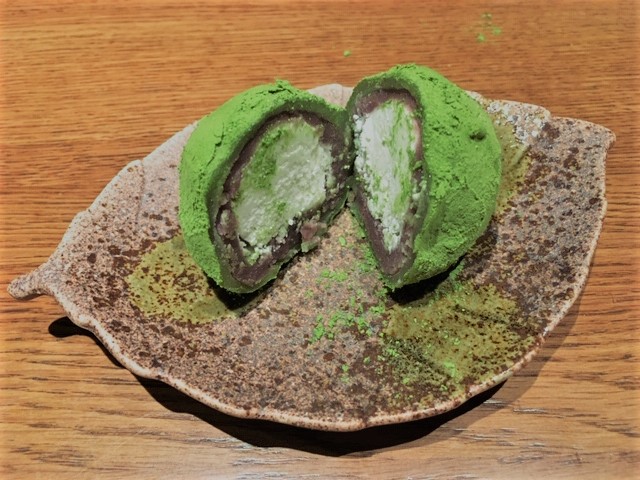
[347,64,502,288]
[179,81,352,293]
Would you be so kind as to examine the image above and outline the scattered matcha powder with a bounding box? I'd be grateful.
[319,268,349,284]
[340,364,351,383]
[307,298,384,344]
[475,12,502,43]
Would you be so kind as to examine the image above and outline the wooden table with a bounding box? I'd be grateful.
[1,1,638,478]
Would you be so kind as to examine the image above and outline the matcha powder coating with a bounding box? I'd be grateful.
[347,65,502,288]
[179,81,351,293]
[180,67,501,293]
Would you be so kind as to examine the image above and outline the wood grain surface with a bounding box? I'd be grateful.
[1,1,638,478]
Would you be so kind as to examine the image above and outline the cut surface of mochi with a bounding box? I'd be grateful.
[347,65,502,288]
[179,82,352,293]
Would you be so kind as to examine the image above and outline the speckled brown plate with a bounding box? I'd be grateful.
[8,84,614,431]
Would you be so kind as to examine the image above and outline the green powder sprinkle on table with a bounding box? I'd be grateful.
[476,12,502,43]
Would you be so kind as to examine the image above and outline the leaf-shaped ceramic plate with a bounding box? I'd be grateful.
[8,85,614,431]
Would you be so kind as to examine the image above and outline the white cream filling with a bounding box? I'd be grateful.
[232,118,335,262]
[354,100,419,252]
